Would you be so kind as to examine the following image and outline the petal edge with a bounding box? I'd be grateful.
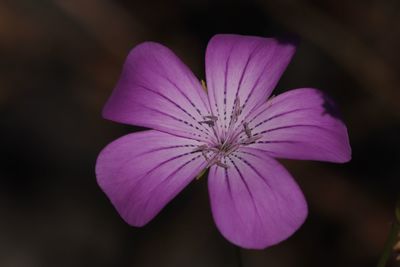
[96,130,206,226]
[208,147,307,249]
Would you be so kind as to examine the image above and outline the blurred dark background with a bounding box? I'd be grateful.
[1,0,400,266]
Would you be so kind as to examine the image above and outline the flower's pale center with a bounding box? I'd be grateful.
[194,97,262,169]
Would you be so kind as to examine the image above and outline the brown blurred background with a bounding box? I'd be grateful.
[1,0,400,266]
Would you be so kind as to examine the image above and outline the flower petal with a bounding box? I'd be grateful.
[103,42,213,142]
[96,130,206,226]
[208,148,307,249]
[205,34,296,136]
[242,88,351,162]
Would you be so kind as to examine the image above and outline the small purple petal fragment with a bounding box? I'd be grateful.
[208,147,307,249]
[96,130,206,226]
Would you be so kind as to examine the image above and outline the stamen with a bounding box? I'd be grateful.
[193,144,219,161]
[203,115,218,121]
[243,122,252,138]
[241,134,263,145]
[199,114,218,127]
[225,143,240,156]
[205,154,221,168]
[234,97,241,116]
[194,105,254,169]
[231,97,242,123]
[201,150,209,160]
[192,144,208,152]
[199,120,215,127]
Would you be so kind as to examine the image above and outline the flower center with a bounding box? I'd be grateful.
[193,97,262,169]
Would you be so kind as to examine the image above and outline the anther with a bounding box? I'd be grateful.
[234,97,241,113]
[241,134,263,145]
[199,120,215,127]
[203,115,218,121]
[231,97,242,123]
[199,114,218,127]
[243,122,252,138]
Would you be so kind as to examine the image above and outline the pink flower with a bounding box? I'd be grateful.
[96,34,351,249]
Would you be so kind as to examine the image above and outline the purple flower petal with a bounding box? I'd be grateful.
[103,42,212,142]
[208,147,307,249]
[205,34,296,135]
[243,88,351,162]
[96,130,206,226]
